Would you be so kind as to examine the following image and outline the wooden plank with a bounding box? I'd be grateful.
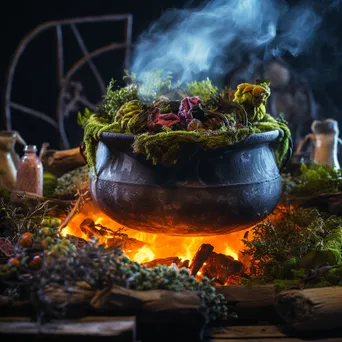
[209,325,288,339]
[0,316,135,342]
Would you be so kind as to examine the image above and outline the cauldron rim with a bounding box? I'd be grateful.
[100,130,280,149]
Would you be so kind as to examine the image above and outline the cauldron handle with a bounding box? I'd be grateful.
[278,136,293,173]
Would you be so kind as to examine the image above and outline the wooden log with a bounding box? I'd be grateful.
[189,243,214,276]
[275,287,342,332]
[216,285,279,322]
[289,192,342,215]
[143,257,181,268]
[0,316,136,342]
[41,147,87,178]
[208,324,290,340]
[43,285,207,342]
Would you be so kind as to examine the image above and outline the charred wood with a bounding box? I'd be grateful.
[189,244,214,276]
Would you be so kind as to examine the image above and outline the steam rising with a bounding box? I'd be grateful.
[131,0,341,86]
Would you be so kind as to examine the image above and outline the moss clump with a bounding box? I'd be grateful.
[289,163,342,198]
[83,115,121,171]
[132,127,255,166]
[299,248,341,269]
[43,172,58,198]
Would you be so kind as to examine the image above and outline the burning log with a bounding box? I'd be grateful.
[275,287,342,332]
[201,252,244,285]
[180,259,190,268]
[143,257,181,268]
[41,147,87,178]
[189,244,214,276]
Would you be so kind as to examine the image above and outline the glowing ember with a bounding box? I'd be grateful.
[224,246,238,261]
[133,246,155,264]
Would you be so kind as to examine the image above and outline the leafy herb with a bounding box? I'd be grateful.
[241,207,342,280]
[185,78,218,102]
[77,108,93,127]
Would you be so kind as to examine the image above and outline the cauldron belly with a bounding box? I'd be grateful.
[90,177,282,236]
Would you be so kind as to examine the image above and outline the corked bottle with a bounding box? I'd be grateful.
[16,145,43,195]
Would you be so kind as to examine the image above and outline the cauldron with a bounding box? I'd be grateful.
[90,130,289,236]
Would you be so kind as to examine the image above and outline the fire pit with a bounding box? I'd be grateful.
[90,129,287,236]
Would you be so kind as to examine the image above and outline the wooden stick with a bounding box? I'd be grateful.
[275,287,342,332]
[59,190,90,231]
[189,244,214,276]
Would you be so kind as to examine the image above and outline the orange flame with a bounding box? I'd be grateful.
[61,202,250,264]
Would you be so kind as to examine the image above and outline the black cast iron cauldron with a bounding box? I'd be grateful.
[90,130,290,236]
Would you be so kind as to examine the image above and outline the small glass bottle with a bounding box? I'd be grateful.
[16,145,43,196]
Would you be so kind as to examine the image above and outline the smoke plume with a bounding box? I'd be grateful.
[131,0,342,88]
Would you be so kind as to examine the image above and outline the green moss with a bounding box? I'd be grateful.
[279,257,300,279]
[253,114,291,168]
[326,265,342,285]
[290,164,342,198]
[43,172,58,198]
[325,228,342,250]
[132,127,255,165]
[273,279,302,293]
[185,79,218,102]
[299,248,341,269]
[83,115,121,171]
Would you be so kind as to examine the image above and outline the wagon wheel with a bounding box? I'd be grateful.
[3,15,133,150]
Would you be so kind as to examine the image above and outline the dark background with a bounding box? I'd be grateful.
[1,0,342,150]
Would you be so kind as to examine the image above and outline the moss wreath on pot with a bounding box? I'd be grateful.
[80,70,292,174]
